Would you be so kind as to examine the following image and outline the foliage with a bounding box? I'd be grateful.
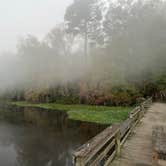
[110,85,142,106]
[65,0,102,57]
[1,0,166,106]
[142,74,166,101]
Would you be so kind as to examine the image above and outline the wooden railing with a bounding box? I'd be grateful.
[73,98,152,166]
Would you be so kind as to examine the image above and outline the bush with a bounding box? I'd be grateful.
[24,88,52,103]
[109,85,142,106]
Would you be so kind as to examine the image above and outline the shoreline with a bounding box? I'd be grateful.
[10,101,132,125]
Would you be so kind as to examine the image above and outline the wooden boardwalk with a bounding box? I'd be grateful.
[112,103,166,166]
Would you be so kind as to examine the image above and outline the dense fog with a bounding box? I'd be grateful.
[0,0,166,99]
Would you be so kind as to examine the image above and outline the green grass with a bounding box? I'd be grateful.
[11,101,133,124]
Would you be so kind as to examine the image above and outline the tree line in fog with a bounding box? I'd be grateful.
[1,0,166,105]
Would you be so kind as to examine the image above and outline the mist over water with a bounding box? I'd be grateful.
[0,0,166,96]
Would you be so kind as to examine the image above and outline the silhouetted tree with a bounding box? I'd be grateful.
[65,0,102,61]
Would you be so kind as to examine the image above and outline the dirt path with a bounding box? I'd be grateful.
[112,103,166,166]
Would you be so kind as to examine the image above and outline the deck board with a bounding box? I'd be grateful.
[112,103,166,166]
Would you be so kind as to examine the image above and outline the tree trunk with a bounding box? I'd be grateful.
[84,22,88,63]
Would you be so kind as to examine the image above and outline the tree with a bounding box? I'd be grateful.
[103,0,166,82]
[46,24,75,58]
[64,0,102,61]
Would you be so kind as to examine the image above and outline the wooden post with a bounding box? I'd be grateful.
[115,130,121,156]
[152,151,159,166]
[141,104,144,115]
[74,157,85,166]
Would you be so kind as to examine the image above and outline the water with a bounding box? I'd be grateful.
[0,104,107,166]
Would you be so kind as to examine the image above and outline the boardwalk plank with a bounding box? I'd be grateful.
[112,103,166,166]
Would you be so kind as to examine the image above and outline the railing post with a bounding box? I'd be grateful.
[141,104,145,115]
[115,129,121,156]
[139,106,144,119]
[74,157,85,166]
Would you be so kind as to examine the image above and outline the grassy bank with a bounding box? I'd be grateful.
[11,102,133,124]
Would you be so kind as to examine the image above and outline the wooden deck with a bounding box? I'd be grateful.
[112,103,166,166]
[73,99,152,165]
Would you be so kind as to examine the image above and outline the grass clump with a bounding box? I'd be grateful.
[11,101,132,124]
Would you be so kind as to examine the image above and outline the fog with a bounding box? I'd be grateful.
[0,0,166,95]
[0,0,72,53]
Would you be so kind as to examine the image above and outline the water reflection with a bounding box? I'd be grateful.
[0,104,107,166]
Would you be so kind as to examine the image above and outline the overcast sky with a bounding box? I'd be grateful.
[0,0,72,54]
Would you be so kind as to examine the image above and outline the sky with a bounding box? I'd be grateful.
[0,0,72,54]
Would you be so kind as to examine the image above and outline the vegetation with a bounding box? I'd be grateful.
[65,0,102,58]
[12,102,132,124]
[0,0,166,106]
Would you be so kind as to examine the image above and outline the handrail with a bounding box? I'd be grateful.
[73,98,152,166]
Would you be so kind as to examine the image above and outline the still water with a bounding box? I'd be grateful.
[0,104,107,166]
